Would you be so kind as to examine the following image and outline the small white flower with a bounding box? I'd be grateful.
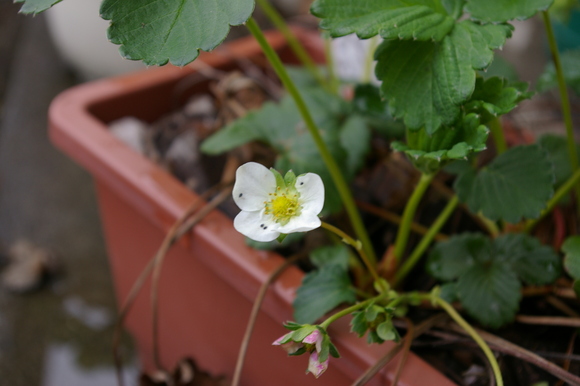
[232,162,325,242]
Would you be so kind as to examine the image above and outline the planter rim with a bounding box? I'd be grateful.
[48,28,456,386]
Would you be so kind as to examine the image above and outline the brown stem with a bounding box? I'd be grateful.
[555,331,577,386]
[351,313,448,386]
[446,322,580,385]
[230,253,305,386]
[546,295,579,318]
[392,318,414,386]
[515,315,580,328]
[356,200,448,241]
[151,185,233,370]
[113,181,232,386]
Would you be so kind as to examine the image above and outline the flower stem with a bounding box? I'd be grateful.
[525,167,580,232]
[393,173,435,262]
[488,117,507,155]
[245,18,377,264]
[323,36,340,95]
[542,10,580,201]
[394,196,459,286]
[319,292,389,330]
[321,221,381,286]
[430,296,504,386]
[362,36,379,84]
[254,0,328,91]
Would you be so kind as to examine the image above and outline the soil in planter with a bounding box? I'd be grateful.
[108,63,580,386]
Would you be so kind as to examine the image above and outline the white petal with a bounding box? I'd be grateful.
[275,213,321,234]
[296,173,325,216]
[233,210,280,242]
[233,162,276,211]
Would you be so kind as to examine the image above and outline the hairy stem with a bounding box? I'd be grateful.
[432,296,503,386]
[321,221,381,286]
[542,10,580,201]
[394,196,459,286]
[489,117,507,155]
[245,18,376,264]
[393,173,435,262]
[525,167,580,232]
[319,292,389,330]
[254,0,328,90]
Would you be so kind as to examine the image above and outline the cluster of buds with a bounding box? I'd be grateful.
[273,323,339,378]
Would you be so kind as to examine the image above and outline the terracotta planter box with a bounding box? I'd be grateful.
[48,29,455,386]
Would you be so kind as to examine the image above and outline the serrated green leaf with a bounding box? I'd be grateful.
[538,134,580,189]
[455,145,554,223]
[562,235,580,279]
[293,266,356,323]
[427,233,492,280]
[375,21,512,133]
[350,311,368,337]
[100,0,255,66]
[310,244,351,270]
[392,112,489,174]
[457,262,521,328]
[465,76,533,124]
[15,0,62,14]
[495,234,561,285]
[466,0,554,23]
[537,49,580,96]
[439,282,459,303]
[311,0,456,41]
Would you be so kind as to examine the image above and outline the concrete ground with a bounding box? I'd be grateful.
[0,2,136,385]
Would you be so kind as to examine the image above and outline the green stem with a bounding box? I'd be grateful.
[488,117,507,155]
[394,196,459,286]
[320,292,389,330]
[393,173,435,262]
[525,167,580,232]
[542,10,580,200]
[431,296,504,386]
[245,18,377,264]
[323,36,340,95]
[362,36,379,84]
[477,213,500,238]
[254,0,328,90]
[321,222,381,286]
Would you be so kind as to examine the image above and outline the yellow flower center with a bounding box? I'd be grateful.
[265,188,301,225]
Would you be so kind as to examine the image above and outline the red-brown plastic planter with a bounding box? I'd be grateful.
[48,29,455,386]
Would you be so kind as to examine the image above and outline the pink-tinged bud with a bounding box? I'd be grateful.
[273,333,303,354]
[307,351,328,378]
[303,330,323,352]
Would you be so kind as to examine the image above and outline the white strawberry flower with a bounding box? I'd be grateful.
[232,162,325,242]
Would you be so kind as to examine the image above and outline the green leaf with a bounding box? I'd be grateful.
[495,234,561,285]
[100,0,255,66]
[376,321,397,341]
[538,134,580,189]
[311,0,457,41]
[455,145,554,223]
[537,49,580,96]
[339,115,371,175]
[293,265,356,323]
[427,233,492,281]
[464,77,533,124]
[375,21,512,133]
[202,87,370,214]
[466,0,554,23]
[562,235,580,279]
[392,112,489,174]
[310,245,351,270]
[15,0,62,14]
[456,262,521,328]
